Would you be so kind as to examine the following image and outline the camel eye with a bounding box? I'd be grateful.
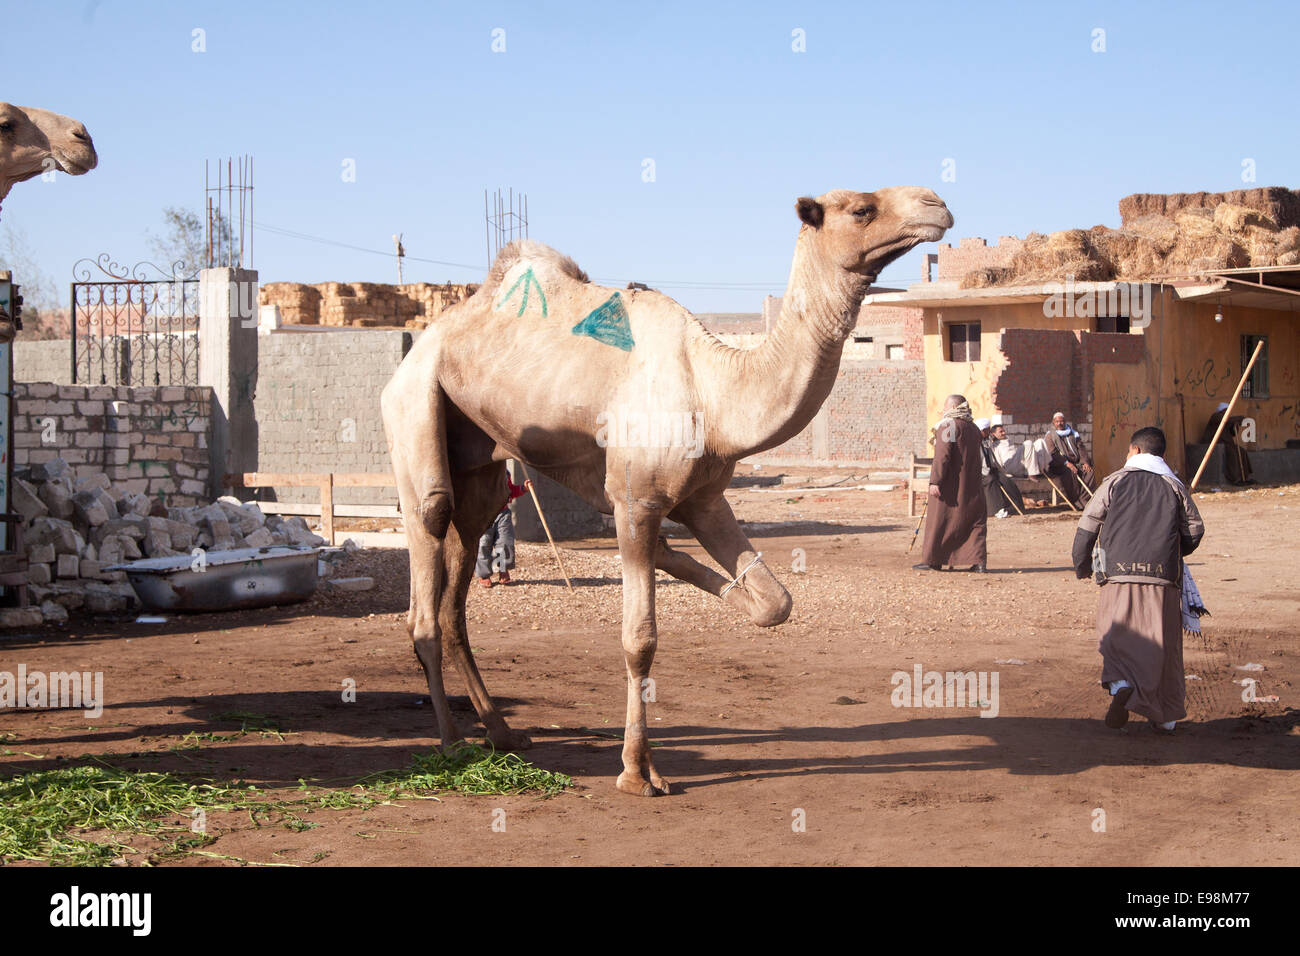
[0,122,12,134]
[853,206,876,219]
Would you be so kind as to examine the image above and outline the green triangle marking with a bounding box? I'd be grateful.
[571,292,635,351]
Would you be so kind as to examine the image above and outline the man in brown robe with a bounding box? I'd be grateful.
[917,394,987,572]
[1072,426,1204,732]
[1200,402,1254,485]
[1045,411,1094,508]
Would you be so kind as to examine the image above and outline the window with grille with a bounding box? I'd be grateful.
[1242,334,1268,398]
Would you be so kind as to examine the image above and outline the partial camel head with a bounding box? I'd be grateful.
[0,103,98,207]
[795,186,953,281]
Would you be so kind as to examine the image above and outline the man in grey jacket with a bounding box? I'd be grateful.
[1072,426,1204,732]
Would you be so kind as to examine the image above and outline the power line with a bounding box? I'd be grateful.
[254,220,916,293]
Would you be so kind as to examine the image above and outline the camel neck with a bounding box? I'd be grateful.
[696,233,869,460]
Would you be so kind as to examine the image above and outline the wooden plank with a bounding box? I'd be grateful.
[226,472,328,488]
[321,474,335,546]
[226,472,397,489]
[255,503,400,519]
[343,531,408,549]
[333,473,398,488]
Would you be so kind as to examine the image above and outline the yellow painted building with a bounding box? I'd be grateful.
[864,269,1300,480]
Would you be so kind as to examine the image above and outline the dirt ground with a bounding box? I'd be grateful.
[2,469,1297,866]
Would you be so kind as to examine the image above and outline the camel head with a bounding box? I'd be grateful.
[0,102,98,206]
[795,186,953,282]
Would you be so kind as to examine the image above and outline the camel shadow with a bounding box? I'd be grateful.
[7,687,1295,793]
[616,710,1300,792]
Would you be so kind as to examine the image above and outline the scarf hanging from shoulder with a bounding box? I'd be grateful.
[1123,453,1210,632]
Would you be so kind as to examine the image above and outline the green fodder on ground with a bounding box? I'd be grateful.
[0,744,570,866]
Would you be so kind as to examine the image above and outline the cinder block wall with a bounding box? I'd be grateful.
[14,383,211,505]
[252,329,411,505]
[748,359,929,467]
[14,339,73,385]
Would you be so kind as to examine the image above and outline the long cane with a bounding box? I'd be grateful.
[1191,340,1265,491]
[907,493,929,552]
[1045,474,1080,512]
[516,462,574,592]
[1001,481,1027,517]
[1076,472,1095,500]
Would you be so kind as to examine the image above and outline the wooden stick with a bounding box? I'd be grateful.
[1001,482,1027,516]
[1045,474,1080,511]
[1191,339,1264,491]
[516,462,573,592]
[907,493,929,552]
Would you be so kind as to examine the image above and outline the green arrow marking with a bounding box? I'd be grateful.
[496,266,548,317]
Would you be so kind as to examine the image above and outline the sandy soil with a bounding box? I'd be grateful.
[2,471,1297,866]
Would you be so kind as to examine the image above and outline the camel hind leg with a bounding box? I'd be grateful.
[439,463,533,751]
[382,375,460,748]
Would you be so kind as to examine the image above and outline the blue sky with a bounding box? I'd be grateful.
[2,0,1296,312]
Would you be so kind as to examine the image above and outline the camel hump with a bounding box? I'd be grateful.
[485,239,589,289]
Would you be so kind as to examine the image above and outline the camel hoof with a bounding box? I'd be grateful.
[616,770,669,797]
[487,728,532,752]
[438,735,465,754]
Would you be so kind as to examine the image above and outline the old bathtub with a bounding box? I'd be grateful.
[106,546,320,612]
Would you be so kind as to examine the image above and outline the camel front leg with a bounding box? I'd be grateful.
[654,535,730,594]
[672,493,792,627]
[614,500,670,797]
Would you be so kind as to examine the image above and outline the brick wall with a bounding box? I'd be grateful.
[934,236,1025,283]
[994,329,1080,423]
[992,329,1147,462]
[14,383,211,504]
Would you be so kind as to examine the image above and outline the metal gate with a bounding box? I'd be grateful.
[70,256,200,386]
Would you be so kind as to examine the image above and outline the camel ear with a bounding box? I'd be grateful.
[795,197,824,229]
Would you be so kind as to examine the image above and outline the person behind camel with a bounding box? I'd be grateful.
[476,476,529,587]
[917,394,987,572]
[977,418,1025,517]
[1045,411,1093,507]
[1200,402,1254,485]
[1072,426,1204,733]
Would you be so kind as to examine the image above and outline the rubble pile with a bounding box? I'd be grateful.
[4,456,329,626]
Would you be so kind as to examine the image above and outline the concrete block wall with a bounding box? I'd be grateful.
[749,359,928,467]
[14,339,73,385]
[252,329,411,506]
[13,383,211,504]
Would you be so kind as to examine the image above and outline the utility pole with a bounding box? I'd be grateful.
[393,233,405,285]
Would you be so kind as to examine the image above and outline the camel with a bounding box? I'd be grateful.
[381,185,952,796]
[0,102,98,342]
[0,103,97,213]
